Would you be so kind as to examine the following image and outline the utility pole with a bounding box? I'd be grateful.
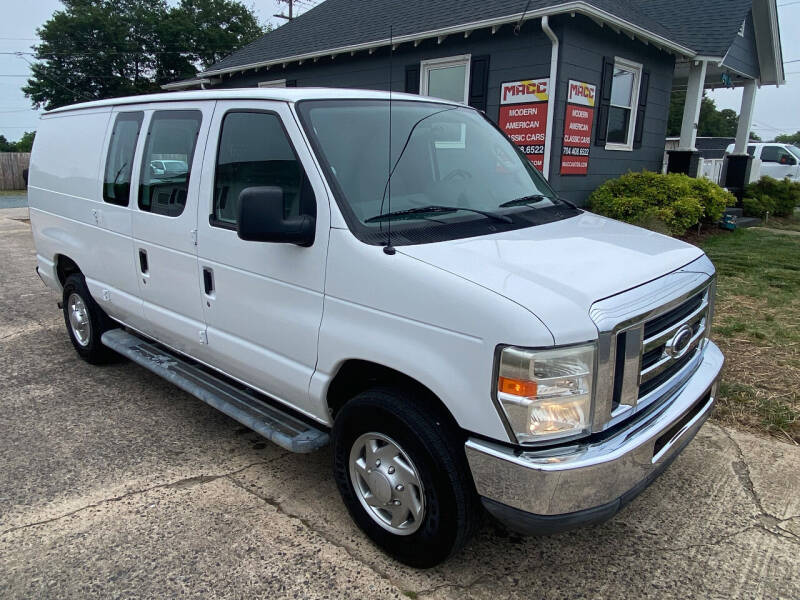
[274,0,294,22]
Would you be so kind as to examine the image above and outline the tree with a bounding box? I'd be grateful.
[23,0,264,110]
[165,0,265,70]
[668,91,761,141]
[13,131,36,153]
[774,131,800,145]
[0,132,36,152]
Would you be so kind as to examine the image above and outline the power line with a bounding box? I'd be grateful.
[15,54,90,101]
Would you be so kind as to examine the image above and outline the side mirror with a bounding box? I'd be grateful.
[237,186,315,246]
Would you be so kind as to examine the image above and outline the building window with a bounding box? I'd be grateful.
[212,111,308,228]
[138,110,202,217]
[420,55,470,103]
[258,79,287,88]
[103,112,143,206]
[606,57,642,151]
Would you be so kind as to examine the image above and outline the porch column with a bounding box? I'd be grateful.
[734,79,758,154]
[679,60,707,150]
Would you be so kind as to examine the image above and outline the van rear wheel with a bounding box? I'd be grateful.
[62,273,117,364]
[332,387,480,567]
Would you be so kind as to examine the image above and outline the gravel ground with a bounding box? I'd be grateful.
[1,207,798,599]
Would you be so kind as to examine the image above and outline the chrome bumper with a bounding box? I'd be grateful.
[466,341,723,524]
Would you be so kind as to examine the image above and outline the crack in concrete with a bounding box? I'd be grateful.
[719,427,776,519]
[223,473,412,594]
[415,573,497,599]
[0,460,272,537]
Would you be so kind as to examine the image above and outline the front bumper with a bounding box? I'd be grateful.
[465,341,724,534]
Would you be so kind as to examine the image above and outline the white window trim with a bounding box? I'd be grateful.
[419,54,471,104]
[605,57,642,152]
[258,79,287,88]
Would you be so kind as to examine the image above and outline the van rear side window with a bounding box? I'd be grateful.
[138,110,202,217]
[212,111,305,228]
[103,112,143,206]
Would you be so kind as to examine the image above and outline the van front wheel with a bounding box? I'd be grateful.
[332,387,479,567]
[62,273,117,364]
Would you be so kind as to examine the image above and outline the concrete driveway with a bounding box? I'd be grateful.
[1,207,798,599]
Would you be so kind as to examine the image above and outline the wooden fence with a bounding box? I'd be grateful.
[0,153,30,190]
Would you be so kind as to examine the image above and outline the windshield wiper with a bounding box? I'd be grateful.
[365,205,512,224]
[499,194,580,210]
[499,194,548,208]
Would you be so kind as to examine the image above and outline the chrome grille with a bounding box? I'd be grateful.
[589,256,716,433]
[638,290,709,399]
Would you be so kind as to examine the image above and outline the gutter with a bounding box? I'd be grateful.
[541,16,558,180]
[199,1,696,79]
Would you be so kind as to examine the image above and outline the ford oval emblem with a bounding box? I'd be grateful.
[666,324,694,359]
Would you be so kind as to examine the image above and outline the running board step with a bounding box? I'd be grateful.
[101,329,329,453]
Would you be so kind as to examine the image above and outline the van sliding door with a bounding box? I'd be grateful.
[131,102,215,356]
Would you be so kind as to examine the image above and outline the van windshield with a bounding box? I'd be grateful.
[296,99,577,245]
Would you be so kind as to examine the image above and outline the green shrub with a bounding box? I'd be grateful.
[745,176,800,217]
[588,171,733,236]
[687,177,731,224]
[742,195,775,218]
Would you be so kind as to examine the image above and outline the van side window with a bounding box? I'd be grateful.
[103,112,143,206]
[212,111,311,228]
[138,110,202,217]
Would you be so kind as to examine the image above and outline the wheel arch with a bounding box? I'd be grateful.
[326,359,463,435]
[55,254,82,286]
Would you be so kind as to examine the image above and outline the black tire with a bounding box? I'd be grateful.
[62,273,117,364]
[332,386,480,567]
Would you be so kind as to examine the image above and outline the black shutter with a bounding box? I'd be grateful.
[595,56,615,146]
[286,79,298,87]
[633,70,649,149]
[468,55,491,112]
[405,64,420,94]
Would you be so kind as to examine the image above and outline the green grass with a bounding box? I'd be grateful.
[762,210,800,232]
[700,227,800,443]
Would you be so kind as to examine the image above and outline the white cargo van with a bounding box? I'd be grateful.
[29,89,723,567]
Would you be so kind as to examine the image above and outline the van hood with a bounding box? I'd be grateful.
[398,212,706,344]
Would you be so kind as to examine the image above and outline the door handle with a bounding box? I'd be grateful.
[203,267,214,296]
[139,249,148,274]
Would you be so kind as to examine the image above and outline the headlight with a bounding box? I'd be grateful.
[496,344,595,443]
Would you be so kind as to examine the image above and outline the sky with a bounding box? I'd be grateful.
[0,0,798,143]
[0,0,320,142]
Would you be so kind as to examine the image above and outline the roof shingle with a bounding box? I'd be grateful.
[204,0,753,74]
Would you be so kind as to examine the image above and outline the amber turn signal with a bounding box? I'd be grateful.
[498,376,538,398]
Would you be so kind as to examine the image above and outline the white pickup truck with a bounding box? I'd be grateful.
[726,141,800,182]
[28,88,723,567]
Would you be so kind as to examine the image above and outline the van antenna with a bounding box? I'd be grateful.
[383,25,396,256]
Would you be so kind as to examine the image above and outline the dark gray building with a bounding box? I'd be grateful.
[165,0,785,205]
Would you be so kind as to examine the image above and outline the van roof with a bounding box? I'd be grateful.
[43,87,454,115]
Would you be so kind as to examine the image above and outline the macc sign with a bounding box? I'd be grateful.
[499,78,550,172]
